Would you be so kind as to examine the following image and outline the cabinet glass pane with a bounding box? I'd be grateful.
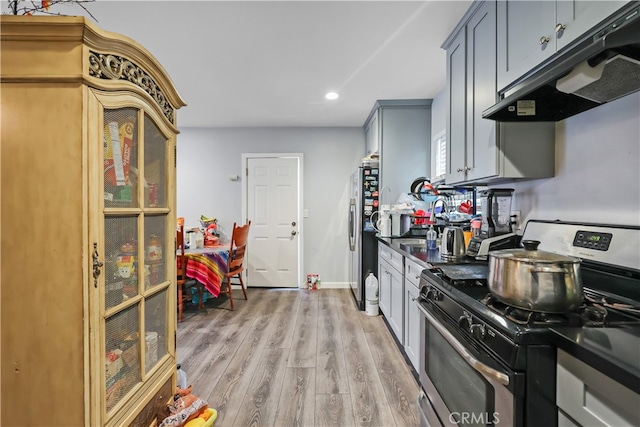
[105,216,139,303]
[104,108,139,208]
[144,290,168,374]
[105,304,141,413]
[144,114,167,208]
[144,215,167,289]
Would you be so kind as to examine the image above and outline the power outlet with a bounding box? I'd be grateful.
[511,210,522,232]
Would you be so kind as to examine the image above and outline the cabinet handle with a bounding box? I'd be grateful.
[555,23,566,34]
[539,36,550,45]
[464,166,471,172]
[92,242,103,288]
[456,168,464,173]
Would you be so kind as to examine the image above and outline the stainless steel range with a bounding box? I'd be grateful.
[416,220,640,427]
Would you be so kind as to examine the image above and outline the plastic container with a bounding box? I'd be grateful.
[471,219,482,237]
[365,273,379,316]
[426,226,437,250]
[177,364,188,389]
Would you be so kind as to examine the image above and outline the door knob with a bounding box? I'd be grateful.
[291,230,297,236]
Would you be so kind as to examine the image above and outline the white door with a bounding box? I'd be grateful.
[245,155,300,287]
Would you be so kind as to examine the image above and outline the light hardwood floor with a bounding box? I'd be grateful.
[177,288,420,427]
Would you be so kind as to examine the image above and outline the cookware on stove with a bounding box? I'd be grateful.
[488,240,583,313]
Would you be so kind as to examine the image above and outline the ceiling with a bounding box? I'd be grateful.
[62,1,470,128]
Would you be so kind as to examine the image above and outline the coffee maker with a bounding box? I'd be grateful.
[466,189,518,259]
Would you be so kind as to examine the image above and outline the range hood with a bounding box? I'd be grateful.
[483,3,640,122]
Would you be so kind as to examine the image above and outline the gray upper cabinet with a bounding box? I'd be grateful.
[444,0,555,186]
[446,29,467,184]
[497,0,630,92]
[365,110,379,156]
[364,100,432,204]
[465,2,499,182]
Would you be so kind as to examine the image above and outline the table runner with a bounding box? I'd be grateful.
[184,247,229,298]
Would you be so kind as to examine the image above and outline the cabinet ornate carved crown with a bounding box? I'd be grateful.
[1,16,186,426]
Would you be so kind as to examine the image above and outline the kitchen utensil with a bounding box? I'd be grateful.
[487,240,583,312]
[436,264,488,281]
[440,226,466,259]
[458,199,473,214]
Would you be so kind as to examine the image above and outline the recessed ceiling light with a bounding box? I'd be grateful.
[325,91,339,100]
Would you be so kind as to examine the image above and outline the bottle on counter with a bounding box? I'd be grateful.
[426,225,437,250]
[471,219,481,237]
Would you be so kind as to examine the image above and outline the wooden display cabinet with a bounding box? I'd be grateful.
[1,16,186,426]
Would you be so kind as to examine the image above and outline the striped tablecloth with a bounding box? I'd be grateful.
[183,246,229,298]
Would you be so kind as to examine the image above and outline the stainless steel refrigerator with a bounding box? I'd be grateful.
[348,165,379,310]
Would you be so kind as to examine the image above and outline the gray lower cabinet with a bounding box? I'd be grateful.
[364,100,432,205]
[378,257,391,317]
[443,0,555,186]
[556,349,640,426]
[378,244,404,345]
[404,258,423,371]
[497,0,630,92]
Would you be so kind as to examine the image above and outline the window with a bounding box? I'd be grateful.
[432,130,446,183]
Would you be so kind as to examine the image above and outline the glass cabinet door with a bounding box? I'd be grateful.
[102,106,172,416]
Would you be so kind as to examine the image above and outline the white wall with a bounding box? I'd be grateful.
[176,127,365,286]
[510,92,640,228]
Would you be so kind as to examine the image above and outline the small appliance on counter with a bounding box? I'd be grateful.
[390,204,413,237]
[466,188,518,259]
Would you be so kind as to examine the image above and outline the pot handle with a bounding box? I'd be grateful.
[530,266,568,274]
[522,240,541,250]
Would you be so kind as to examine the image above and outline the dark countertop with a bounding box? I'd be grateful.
[377,236,483,269]
[377,236,441,268]
[550,326,640,394]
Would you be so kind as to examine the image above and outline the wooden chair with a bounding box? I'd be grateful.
[221,221,251,311]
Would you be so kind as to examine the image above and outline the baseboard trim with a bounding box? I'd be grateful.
[296,282,350,289]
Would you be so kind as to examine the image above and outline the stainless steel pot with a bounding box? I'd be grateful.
[440,226,466,259]
[487,240,583,312]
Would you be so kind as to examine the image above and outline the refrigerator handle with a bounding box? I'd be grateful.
[349,198,356,251]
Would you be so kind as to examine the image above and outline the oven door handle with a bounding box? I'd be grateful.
[418,303,510,386]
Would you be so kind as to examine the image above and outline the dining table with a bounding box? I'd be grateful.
[182,245,229,304]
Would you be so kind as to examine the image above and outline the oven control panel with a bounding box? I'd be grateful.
[573,231,612,251]
[523,221,639,270]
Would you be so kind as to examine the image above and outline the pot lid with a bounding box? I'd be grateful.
[490,240,582,264]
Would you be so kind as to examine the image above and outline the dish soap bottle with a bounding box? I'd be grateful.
[426,225,437,250]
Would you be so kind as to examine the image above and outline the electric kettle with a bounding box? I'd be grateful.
[440,226,466,259]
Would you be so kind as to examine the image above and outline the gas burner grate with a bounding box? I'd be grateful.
[481,294,611,327]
